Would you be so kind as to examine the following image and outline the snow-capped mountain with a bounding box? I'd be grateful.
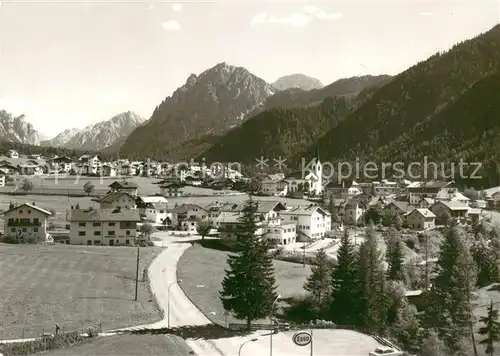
[41,128,81,147]
[272,74,324,91]
[51,111,145,151]
[0,110,44,145]
[120,62,276,159]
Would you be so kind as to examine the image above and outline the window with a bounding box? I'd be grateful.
[126,230,130,236]
[27,209,31,214]
[79,231,86,236]
[79,222,86,227]
[108,222,115,227]
[10,228,15,232]
[22,228,27,232]
[93,240,100,245]
[126,239,130,245]
[87,240,92,245]
[93,222,101,227]
[94,231,101,236]
[33,227,38,232]
[108,231,115,236]
[19,210,23,214]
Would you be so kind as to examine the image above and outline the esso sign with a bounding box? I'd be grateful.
[292,331,312,346]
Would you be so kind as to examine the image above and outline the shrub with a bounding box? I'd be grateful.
[0,331,89,356]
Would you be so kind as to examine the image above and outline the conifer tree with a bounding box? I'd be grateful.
[471,234,499,287]
[357,225,389,333]
[304,248,333,309]
[424,225,477,351]
[219,198,278,329]
[391,300,422,353]
[329,230,359,325]
[386,227,404,281]
[479,300,500,356]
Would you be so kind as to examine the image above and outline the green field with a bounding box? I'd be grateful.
[177,244,310,326]
[0,195,94,232]
[37,334,197,356]
[0,244,161,340]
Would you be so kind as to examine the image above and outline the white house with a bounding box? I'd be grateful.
[79,155,101,175]
[281,205,331,241]
[68,208,141,246]
[0,174,6,187]
[49,156,73,173]
[137,196,170,225]
[430,200,469,222]
[0,202,51,242]
[97,192,137,210]
[170,204,208,231]
[406,208,436,230]
[450,192,471,206]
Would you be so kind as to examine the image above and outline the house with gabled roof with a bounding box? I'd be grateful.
[281,205,331,241]
[96,191,137,210]
[160,182,184,197]
[169,204,208,231]
[0,202,52,242]
[430,200,469,222]
[408,180,457,205]
[384,201,410,216]
[344,198,366,225]
[108,180,139,196]
[406,208,436,230]
[68,207,141,246]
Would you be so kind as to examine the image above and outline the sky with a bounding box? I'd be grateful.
[0,1,499,138]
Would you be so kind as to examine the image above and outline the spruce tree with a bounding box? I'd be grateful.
[386,227,404,281]
[479,300,500,356]
[357,225,389,333]
[329,230,359,325]
[424,225,477,351]
[304,248,333,309]
[219,198,278,329]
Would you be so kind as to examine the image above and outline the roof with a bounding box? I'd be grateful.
[170,204,206,214]
[434,200,469,210]
[468,208,482,215]
[216,211,243,224]
[69,208,141,222]
[385,201,409,212]
[0,203,52,216]
[451,192,470,201]
[220,201,287,214]
[99,192,136,203]
[410,208,436,218]
[139,196,168,204]
[281,205,330,216]
[109,180,138,189]
[144,202,168,210]
[408,180,454,191]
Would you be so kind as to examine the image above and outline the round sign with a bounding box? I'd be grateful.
[292,331,311,346]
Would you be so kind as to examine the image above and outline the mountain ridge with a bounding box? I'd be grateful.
[0,110,44,145]
[120,62,276,159]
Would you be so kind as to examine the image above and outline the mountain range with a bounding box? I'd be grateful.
[1,24,500,185]
[41,111,145,151]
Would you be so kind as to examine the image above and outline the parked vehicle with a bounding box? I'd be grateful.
[369,347,404,356]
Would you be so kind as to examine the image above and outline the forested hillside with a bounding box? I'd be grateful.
[307,25,500,173]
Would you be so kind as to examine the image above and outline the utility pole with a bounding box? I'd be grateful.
[303,240,306,268]
[425,233,429,291]
[134,246,140,301]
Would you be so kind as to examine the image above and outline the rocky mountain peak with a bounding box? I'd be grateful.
[120,62,276,159]
[0,110,43,145]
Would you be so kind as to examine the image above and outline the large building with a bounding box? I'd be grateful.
[1,202,52,243]
[68,208,141,246]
